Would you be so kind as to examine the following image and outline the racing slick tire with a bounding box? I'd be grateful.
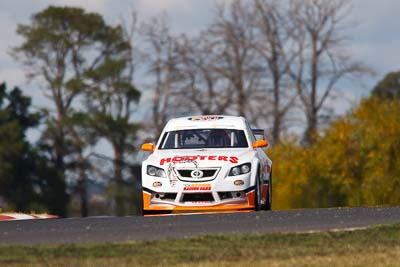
[254,171,262,211]
[140,197,145,216]
[264,169,272,211]
[139,186,147,216]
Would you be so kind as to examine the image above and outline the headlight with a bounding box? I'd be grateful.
[148,166,157,176]
[231,167,241,176]
[241,164,250,174]
[147,165,166,177]
[156,169,166,177]
[229,163,251,176]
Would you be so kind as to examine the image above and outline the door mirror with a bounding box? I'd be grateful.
[141,143,155,152]
[252,139,268,148]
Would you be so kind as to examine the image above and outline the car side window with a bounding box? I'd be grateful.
[245,121,256,144]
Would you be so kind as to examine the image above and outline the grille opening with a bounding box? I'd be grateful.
[160,193,177,201]
[182,193,214,202]
[177,169,217,178]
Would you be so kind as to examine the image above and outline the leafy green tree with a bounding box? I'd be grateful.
[372,71,400,100]
[13,6,111,216]
[13,5,109,167]
[84,55,141,216]
[0,83,33,211]
[0,83,66,213]
[13,6,138,216]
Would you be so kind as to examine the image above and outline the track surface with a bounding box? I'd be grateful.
[1,207,400,245]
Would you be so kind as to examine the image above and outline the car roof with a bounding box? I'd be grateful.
[163,115,248,131]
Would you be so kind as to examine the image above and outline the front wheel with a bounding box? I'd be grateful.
[139,191,146,216]
[254,172,262,211]
[264,170,272,210]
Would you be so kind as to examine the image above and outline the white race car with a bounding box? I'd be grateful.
[140,115,272,215]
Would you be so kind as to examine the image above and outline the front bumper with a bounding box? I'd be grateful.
[142,186,256,214]
[141,161,258,214]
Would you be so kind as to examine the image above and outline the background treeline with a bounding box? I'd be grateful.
[272,85,400,209]
[0,0,397,216]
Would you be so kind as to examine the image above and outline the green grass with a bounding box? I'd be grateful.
[1,224,400,266]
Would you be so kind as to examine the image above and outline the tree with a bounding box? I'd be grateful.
[14,6,108,165]
[0,82,36,211]
[13,6,135,216]
[270,94,400,210]
[286,0,368,145]
[372,71,400,100]
[209,1,263,121]
[141,15,183,139]
[0,83,66,213]
[13,6,109,216]
[83,27,140,216]
[175,33,233,115]
[252,0,296,143]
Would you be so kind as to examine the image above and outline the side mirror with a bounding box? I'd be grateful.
[252,139,268,148]
[141,143,155,152]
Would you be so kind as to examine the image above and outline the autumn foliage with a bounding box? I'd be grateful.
[270,97,400,210]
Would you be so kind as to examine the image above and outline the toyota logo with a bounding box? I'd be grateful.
[190,170,204,178]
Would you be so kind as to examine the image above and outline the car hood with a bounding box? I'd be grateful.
[144,148,255,168]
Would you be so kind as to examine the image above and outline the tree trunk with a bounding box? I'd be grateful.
[236,76,246,116]
[77,157,88,217]
[272,111,281,144]
[271,69,281,144]
[114,147,125,216]
[304,38,319,146]
[53,129,68,217]
[304,110,318,146]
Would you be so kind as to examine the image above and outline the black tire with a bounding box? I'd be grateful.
[264,170,272,211]
[139,191,146,216]
[139,186,148,216]
[254,171,262,211]
[140,208,147,216]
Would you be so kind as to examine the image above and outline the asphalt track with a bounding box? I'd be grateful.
[1,206,400,245]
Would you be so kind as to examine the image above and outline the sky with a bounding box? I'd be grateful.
[0,0,399,120]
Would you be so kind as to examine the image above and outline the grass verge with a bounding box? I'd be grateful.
[1,224,400,267]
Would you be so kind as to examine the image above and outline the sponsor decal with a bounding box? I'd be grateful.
[167,163,179,187]
[187,201,212,204]
[188,115,223,121]
[183,183,211,191]
[160,156,239,165]
[152,181,162,187]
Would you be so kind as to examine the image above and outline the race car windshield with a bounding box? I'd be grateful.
[159,129,248,149]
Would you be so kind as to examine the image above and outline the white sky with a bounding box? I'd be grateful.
[0,0,399,124]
